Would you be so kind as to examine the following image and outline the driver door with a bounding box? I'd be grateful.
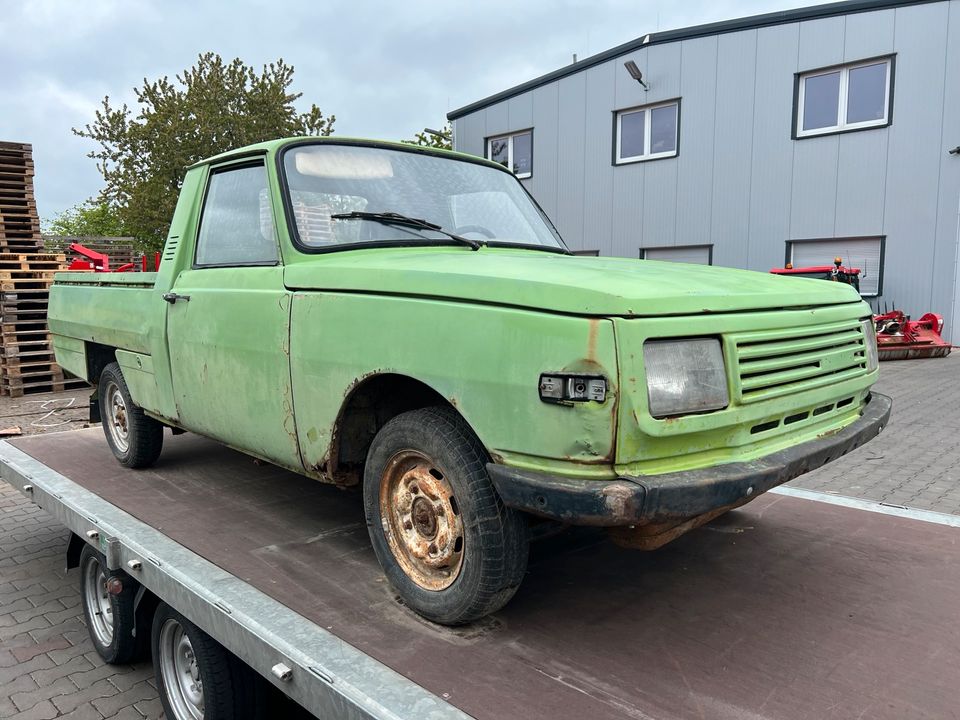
[165,160,301,469]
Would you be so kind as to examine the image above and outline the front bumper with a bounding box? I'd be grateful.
[487,392,892,527]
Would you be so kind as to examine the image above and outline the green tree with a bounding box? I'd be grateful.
[406,124,452,150]
[75,52,335,251]
[44,199,126,237]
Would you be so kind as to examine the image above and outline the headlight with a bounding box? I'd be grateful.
[861,319,879,372]
[643,338,729,418]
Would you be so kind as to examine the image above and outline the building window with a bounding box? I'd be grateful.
[486,130,532,178]
[795,57,893,138]
[615,100,679,164]
[571,249,600,256]
[786,236,884,296]
[640,244,711,265]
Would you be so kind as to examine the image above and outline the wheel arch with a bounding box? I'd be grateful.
[85,342,118,386]
[326,372,479,486]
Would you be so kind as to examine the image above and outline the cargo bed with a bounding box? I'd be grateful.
[2,429,959,719]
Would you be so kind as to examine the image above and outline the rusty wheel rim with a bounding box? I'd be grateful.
[379,450,465,591]
[104,380,129,453]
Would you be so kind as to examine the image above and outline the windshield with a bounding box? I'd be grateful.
[281,143,565,251]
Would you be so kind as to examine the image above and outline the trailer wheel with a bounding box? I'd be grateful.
[152,603,265,720]
[99,362,163,468]
[364,406,528,625]
[79,545,144,664]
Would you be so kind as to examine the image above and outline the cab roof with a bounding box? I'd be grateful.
[187,136,504,172]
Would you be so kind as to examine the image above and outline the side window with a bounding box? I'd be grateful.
[196,163,279,266]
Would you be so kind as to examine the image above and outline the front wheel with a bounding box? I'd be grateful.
[364,406,528,625]
[99,362,163,468]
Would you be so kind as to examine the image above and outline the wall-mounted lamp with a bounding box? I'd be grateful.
[624,60,649,90]
[949,146,960,155]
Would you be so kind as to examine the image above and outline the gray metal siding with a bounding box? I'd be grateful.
[453,0,960,341]
[674,36,718,251]
[882,1,950,314]
[581,62,617,255]
[556,74,587,249]
[942,3,960,330]
[711,32,758,268]
[748,23,801,272]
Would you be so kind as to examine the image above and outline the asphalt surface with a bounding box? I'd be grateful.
[0,354,957,719]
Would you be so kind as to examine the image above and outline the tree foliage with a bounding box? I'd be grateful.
[406,124,452,150]
[44,199,127,237]
[75,53,335,251]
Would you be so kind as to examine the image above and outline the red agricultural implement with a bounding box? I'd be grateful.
[67,242,160,273]
[770,257,952,361]
[872,310,952,360]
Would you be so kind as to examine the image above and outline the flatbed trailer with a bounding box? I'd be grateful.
[2,428,959,719]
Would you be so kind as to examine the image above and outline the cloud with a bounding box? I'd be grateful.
[0,0,833,221]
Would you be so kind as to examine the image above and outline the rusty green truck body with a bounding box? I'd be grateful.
[47,138,890,621]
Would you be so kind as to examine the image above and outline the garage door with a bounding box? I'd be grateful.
[641,245,711,264]
[789,237,882,296]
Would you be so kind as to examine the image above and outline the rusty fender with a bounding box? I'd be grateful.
[486,392,891,531]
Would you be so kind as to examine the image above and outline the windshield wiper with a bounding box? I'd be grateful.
[330,211,481,251]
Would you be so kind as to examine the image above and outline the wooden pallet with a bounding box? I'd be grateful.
[2,359,62,377]
[0,143,78,396]
[0,254,65,270]
[1,370,87,398]
[0,343,55,361]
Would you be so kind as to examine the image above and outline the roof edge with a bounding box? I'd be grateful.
[447,0,939,121]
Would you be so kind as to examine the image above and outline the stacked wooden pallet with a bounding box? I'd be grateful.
[0,141,43,253]
[0,142,86,397]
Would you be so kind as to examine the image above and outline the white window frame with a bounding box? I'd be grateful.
[615,100,679,165]
[486,130,532,179]
[796,57,892,138]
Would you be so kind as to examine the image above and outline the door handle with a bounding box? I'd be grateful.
[162,292,191,304]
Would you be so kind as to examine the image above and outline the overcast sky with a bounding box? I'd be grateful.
[1,0,832,222]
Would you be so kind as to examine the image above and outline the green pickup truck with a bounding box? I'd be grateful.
[49,138,891,624]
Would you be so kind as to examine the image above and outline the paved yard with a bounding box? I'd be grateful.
[789,353,960,514]
[0,354,957,718]
[0,481,161,720]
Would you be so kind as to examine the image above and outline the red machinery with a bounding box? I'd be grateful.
[770,257,952,361]
[872,310,952,360]
[67,242,160,273]
[770,257,862,292]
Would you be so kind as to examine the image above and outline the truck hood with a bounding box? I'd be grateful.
[283,247,862,316]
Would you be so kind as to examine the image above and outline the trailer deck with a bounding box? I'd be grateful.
[3,428,959,719]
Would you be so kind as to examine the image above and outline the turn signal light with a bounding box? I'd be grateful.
[539,374,607,403]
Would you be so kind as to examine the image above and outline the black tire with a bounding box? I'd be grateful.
[152,603,265,720]
[99,362,163,468]
[364,406,528,625]
[79,545,146,664]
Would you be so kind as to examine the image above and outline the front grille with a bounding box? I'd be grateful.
[731,320,867,404]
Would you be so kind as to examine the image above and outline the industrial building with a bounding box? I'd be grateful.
[448,0,960,341]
